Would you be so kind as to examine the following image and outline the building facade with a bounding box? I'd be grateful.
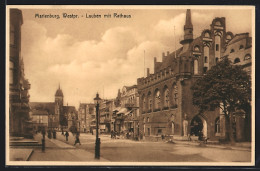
[29,85,78,131]
[113,85,140,138]
[9,9,32,138]
[137,9,252,141]
[78,103,95,132]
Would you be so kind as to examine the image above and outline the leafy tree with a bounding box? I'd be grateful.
[191,57,251,142]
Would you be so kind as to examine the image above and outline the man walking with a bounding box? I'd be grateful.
[74,132,81,146]
[65,131,69,141]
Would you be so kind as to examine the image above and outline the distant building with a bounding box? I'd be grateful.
[113,85,140,138]
[29,85,78,131]
[78,103,95,132]
[137,9,252,141]
[100,99,115,133]
[9,9,32,138]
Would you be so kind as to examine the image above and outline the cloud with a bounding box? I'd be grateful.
[21,10,250,107]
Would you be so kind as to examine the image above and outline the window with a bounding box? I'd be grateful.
[158,129,162,134]
[194,59,198,75]
[164,88,170,108]
[148,92,152,111]
[204,56,208,63]
[234,58,240,64]
[155,90,161,109]
[239,45,244,50]
[204,32,210,38]
[147,117,150,122]
[9,61,14,84]
[203,67,208,73]
[244,54,251,60]
[172,85,178,107]
[226,34,232,40]
[10,24,15,45]
[194,45,200,52]
[142,95,146,111]
[215,21,221,26]
[215,117,220,134]
[230,49,234,53]
[216,44,219,51]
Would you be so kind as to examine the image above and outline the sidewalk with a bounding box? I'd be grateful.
[167,139,252,151]
[29,134,109,162]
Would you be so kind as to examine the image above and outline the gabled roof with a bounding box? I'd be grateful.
[29,102,55,114]
[63,106,77,114]
[227,33,250,46]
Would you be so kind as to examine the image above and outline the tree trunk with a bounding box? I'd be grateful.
[229,112,235,144]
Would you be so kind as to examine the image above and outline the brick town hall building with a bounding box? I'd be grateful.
[137,9,252,141]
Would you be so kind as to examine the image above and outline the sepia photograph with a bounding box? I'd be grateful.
[6,5,255,166]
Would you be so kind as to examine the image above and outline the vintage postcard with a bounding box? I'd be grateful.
[6,5,255,166]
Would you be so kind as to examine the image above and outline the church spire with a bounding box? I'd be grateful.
[180,9,193,45]
[184,9,193,30]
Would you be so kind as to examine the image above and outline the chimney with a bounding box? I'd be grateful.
[147,68,150,76]
[162,52,165,61]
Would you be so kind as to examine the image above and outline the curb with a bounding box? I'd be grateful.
[26,149,34,161]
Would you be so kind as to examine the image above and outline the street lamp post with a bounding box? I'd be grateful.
[94,92,101,159]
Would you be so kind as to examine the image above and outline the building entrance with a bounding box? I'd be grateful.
[190,115,207,139]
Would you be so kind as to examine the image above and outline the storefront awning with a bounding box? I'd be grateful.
[113,107,121,112]
[117,108,128,115]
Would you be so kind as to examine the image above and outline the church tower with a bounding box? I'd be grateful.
[55,84,64,126]
[180,9,193,51]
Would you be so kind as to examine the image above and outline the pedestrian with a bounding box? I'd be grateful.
[41,129,46,139]
[74,132,81,145]
[47,129,52,139]
[53,130,56,139]
[65,131,69,141]
[61,128,64,135]
[111,130,114,139]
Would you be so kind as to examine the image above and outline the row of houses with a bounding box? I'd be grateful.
[78,9,252,142]
[9,9,252,142]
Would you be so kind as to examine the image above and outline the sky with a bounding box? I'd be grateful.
[18,6,253,107]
